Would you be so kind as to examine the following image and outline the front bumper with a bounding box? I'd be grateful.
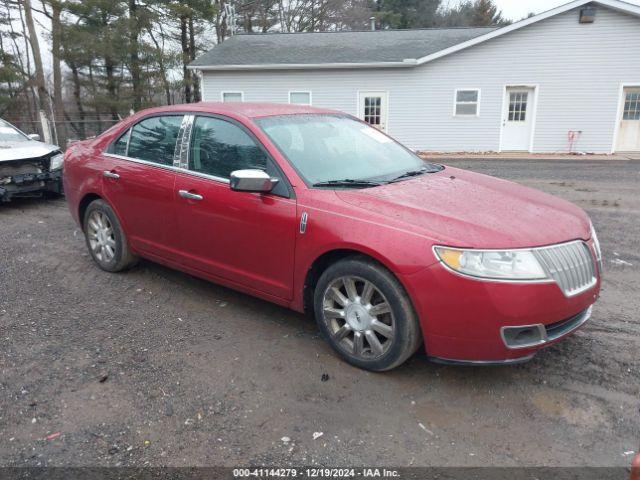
[0,169,63,201]
[400,250,600,364]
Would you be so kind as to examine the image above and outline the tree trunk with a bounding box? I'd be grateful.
[87,63,103,134]
[105,56,119,120]
[50,1,67,148]
[188,16,200,102]
[148,28,171,105]
[21,0,49,134]
[129,0,142,111]
[70,63,86,139]
[6,3,36,126]
[180,15,191,103]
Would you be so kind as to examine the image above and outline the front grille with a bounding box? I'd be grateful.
[534,241,597,296]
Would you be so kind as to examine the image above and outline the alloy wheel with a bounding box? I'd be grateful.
[87,211,116,263]
[322,276,395,360]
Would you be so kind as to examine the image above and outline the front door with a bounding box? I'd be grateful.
[616,87,640,152]
[359,91,389,132]
[501,87,535,151]
[174,115,297,300]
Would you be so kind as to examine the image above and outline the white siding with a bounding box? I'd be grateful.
[201,6,640,153]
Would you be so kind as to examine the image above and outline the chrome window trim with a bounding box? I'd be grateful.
[124,127,132,156]
[103,152,230,184]
[103,111,294,198]
[174,114,194,169]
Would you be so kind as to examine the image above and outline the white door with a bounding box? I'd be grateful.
[616,87,640,152]
[359,91,389,132]
[501,87,535,151]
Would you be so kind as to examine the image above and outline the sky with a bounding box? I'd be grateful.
[452,0,640,21]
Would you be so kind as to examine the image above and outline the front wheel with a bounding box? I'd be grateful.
[314,256,422,371]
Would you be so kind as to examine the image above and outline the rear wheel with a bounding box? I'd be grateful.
[83,199,137,272]
[314,256,422,371]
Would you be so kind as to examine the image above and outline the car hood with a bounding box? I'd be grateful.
[0,141,60,162]
[335,166,591,249]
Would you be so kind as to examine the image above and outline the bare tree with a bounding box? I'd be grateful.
[20,0,49,122]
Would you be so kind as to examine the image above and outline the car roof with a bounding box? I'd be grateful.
[136,102,343,119]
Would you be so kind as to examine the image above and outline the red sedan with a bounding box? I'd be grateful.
[63,103,602,371]
[632,450,640,480]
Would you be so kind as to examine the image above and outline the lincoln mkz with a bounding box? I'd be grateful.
[63,103,602,371]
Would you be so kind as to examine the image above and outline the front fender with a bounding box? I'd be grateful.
[290,196,439,312]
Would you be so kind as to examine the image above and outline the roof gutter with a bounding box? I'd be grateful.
[188,59,418,71]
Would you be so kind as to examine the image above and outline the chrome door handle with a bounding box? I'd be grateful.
[103,170,120,179]
[178,190,203,201]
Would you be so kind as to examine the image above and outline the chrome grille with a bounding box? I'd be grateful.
[534,241,597,297]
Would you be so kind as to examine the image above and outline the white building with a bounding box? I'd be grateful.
[190,0,640,154]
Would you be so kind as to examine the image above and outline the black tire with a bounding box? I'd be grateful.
[314,255,422,371]
[83,199,137,272]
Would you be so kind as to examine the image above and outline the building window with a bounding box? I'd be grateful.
[364,96,382,126]
[289,91,312,105]
[454,89,480,116]
[508,92,528,121]
[222,92,243,103]
[623,91,640,120]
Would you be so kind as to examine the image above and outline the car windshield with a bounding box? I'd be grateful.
[256,114,442,186]
[0,120,29,142]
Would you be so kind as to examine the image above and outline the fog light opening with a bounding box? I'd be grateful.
[501,325,546,349]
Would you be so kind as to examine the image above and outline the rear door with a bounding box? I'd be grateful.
[102,115,184,261]
[173,115,297,300]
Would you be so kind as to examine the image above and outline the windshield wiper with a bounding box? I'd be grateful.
[312,179,383,188]
[388,168,429,183]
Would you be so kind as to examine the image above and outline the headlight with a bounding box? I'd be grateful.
[50,152,64,171]
[434,246,549,281]
[590,221,602,269]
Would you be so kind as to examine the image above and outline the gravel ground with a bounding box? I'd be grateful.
[0,159,638,468]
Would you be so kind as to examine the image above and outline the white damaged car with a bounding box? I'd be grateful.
[0,119,64,202]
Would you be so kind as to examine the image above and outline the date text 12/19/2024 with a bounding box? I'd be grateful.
[233,468,400,478]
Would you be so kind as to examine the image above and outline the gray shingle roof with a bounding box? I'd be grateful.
[190,27,496,68]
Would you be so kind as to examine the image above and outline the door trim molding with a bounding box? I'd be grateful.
[498,84,539,153]
[611,82,640,153]
[357,90,390,133]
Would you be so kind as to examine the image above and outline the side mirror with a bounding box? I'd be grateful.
[28,133,41,141]
[230,169,279,193]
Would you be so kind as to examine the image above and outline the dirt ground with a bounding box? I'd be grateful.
[0,158,638,468]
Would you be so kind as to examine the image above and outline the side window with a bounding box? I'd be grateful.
[113,129,130,156]
[127,116,183,166]
[190,116,267,179]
